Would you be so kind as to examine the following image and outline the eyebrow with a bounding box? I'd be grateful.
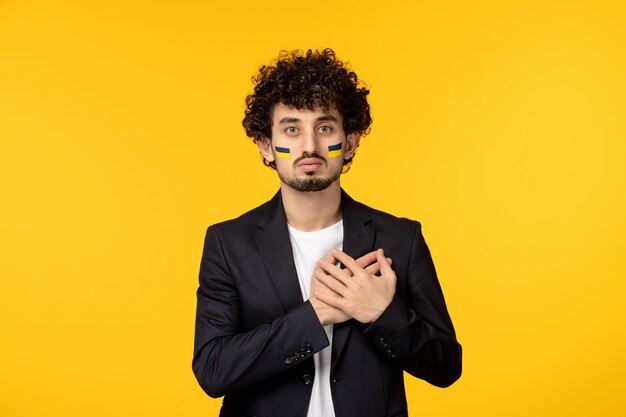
[317,115,339,123]
[278,117,301,124]
[277,114,339,124]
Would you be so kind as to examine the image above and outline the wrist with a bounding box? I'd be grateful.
[309,297,329,326]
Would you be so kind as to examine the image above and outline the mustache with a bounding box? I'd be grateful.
[293,152,328,167]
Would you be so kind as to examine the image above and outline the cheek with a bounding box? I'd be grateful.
[274,146,292,160]
[326,142,343,159]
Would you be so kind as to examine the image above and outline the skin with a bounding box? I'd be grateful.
[314,248,396,324]
[312,250,396,325]
[257,103,358,231]
[256,103,397,325]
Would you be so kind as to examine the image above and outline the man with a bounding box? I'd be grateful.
[193,49,462,417]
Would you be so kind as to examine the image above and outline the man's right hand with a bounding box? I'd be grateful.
[310,250,392,326]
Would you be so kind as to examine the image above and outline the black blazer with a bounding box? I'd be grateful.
[193,190,462,417]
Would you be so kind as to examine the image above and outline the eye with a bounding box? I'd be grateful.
[286,126,298,135]
[318,125,332,134]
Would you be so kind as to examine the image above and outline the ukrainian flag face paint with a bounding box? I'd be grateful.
[327,143,342,158]
[275,146,291,159]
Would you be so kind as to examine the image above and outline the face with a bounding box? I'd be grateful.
[257,103,360,192]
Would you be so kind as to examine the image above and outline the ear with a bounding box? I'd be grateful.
[344,132,361,160]
[256,137,275,163]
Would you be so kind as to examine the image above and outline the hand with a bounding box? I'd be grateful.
[310,250,393,326]
[310,252,350,326]
[314,249,396,324]
[341,250,393,277]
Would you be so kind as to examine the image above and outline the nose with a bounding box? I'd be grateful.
[301,128,319,155]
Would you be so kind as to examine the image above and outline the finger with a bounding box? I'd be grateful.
[318,258,352,284]
[315,286,342,300]
[314,253,337,276]
[355,251,378,268]
[364,262,381,275]
[348,251,377,277]
[377,249,395,276]
[331,249,364,277]
[313,274,342,296]
[315,290,345,309]
[315,269,349,295]
[322,252,336,263]
[364,256,394,275]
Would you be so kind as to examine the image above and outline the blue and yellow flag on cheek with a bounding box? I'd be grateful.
[275,146,291,159]
[328,143,342,158]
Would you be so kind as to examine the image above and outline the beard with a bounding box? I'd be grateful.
[278,169,341,192]
[276,151,341,192]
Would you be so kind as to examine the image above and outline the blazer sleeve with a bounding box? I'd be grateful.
[192,225,330,398]
[363,221,462,387]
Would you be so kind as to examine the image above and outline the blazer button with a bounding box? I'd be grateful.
[302,374,313,385]
[285,356,293,364]
[305,343,312,353]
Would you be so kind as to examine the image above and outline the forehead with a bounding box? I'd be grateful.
[271,103,342,124]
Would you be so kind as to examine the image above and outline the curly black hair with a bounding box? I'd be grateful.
[242,48,372,170]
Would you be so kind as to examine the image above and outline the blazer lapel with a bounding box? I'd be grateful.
[254,191,304,313]
[253,189,377,368]
[332,189,376,369]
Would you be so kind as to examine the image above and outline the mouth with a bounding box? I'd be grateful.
[296,158,325,171]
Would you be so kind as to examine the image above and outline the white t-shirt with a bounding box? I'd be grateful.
[288,220,343,417]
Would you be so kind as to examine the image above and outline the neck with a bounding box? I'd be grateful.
[280,181,342,231]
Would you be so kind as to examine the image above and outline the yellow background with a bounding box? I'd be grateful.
[1,0,625,416]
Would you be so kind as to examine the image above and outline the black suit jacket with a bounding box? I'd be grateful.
[193,190,462,417]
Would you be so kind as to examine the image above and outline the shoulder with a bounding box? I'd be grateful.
[206,198,273,237]
[204,189,285,243]
[347,194,422,232]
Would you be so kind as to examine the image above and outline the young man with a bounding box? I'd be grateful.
[192,49,462,417]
